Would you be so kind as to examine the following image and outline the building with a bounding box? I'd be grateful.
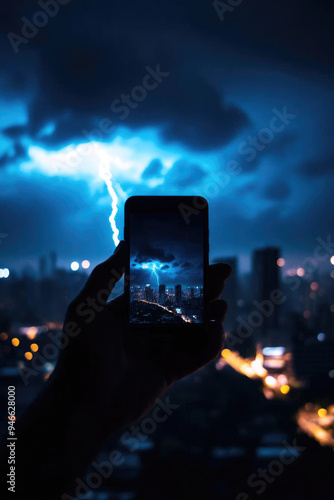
[145,284,153,302]
[158,284,166,305]
[252,247,280,334]
[175,284,182,307]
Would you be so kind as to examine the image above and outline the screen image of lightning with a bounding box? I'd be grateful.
[141,261,163,287]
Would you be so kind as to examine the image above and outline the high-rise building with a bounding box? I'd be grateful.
[50,251,57,277]
[175,284,182,307]
[145,284,153,302]
[159,284,166,305]
[253,247,280,334]
[39,256,47,279]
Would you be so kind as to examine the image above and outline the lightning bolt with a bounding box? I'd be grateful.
[141,261,160,287]
[96,145,120,247]
[151,263,160,287]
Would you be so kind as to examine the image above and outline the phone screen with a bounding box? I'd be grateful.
[129,211,205,325]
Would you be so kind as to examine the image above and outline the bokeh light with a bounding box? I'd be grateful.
[297,267,305,277]
[81,260,90,269]
[277,258,285,267]
[70,261,80,271]
[11,338,20,347]
[24,352,33,361]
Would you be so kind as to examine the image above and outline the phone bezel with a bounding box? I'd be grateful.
[124,195,209,341]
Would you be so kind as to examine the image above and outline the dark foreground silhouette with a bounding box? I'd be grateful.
[0,240,231,499]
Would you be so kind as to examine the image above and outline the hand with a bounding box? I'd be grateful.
[54,240,231,431]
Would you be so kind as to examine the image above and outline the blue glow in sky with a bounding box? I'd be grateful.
[0,0,333,273]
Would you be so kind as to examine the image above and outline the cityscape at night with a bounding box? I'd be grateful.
[1,243,334,497]
[1,0,334,498]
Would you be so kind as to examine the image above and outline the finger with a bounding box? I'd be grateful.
[208,263,232,302]
[76,240,126,305]
[200,300,228,365]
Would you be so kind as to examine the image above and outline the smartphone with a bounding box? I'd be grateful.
[124,196,209,341]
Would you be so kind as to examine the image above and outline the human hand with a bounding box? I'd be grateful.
[54,240,231,432]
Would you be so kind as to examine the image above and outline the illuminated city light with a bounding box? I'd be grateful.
[30,343,39,352]
[262,347,285,356]
[277,374,288,385]
[264,375,277,388]
[330,255,334,265]
[297,267,305,277]
[221,349,231,358]
[0,268,10,278]
[250,353,267,377]
[318,408,328,418]
[24,352,33,361]
[0,332,8,341]
[82,260,90,269]
[71,261,80,271]
[11,338,20,347]
[317,332,326,342]
[276,258,285,267]
[280,384,290,395]
[297,406,334,448]
[310,281,319,291]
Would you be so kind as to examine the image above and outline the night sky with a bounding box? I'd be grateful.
[0,1,333,272]
[130,212,204,286]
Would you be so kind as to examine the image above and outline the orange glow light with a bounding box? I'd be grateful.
[24,352,33,361]
[318,408,327,418]
[280,385,290,395]
[27,327,38,340]
[0,332,8,341]
[30,343,39,352]
[11,338,20,347]
[277,258,285,267]
[221,349,231,358]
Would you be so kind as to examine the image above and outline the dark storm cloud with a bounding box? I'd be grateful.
[164,160,207,187]
[3,125,27,139]
[134,242,175,264]
[0,142,28,169]
[299,151,334,177]
[0,0,332,153]
[262,181,291,201]
[142,159,163,180]
[181,261,192,269]
[0,0,250,152]
[230,132,298,175]
[161,264,169,270]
